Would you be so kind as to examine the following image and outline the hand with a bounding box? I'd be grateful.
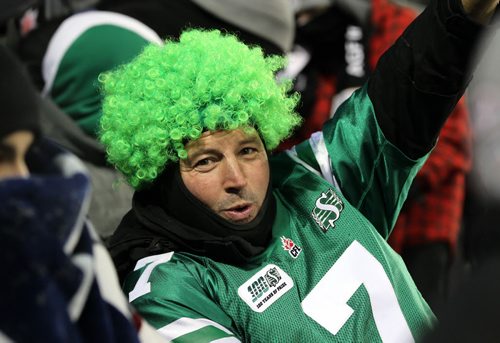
[461,0,499,24]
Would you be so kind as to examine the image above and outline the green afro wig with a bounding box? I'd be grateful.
[99,29,301,189]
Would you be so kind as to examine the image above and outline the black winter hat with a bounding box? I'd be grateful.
[0,45,40,141]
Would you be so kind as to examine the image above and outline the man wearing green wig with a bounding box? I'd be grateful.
[102,0,498,341]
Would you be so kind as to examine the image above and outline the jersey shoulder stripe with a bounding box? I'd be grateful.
[158,317,239,342]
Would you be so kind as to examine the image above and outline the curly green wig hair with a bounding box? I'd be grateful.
[99,29,301,189]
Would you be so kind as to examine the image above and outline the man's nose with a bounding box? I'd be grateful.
[222,157,247,193]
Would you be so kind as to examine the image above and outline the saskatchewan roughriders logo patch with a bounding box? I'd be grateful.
[238,265,294,312]
[312,188,343,233]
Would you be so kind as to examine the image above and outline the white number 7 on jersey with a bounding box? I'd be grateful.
[129,252,174,302]
[301,241,414,343]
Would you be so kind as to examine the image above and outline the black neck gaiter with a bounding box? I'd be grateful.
[157,165,276,257]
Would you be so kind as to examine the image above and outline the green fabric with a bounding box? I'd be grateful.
[172,326,235,343]
[310,85,426,238]
[123,86,435,342]
[50,25,150,137]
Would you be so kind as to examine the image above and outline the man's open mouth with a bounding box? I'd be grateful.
[223,203,254,222]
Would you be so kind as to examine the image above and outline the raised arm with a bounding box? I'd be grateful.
[368,0,497,160]
[311,0,498,237]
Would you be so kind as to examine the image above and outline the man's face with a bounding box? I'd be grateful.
[180,128,270,225]
[0,130,34,180]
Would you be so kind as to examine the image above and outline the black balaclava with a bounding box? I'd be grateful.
[159,163,276,255]
[0,45,40,141]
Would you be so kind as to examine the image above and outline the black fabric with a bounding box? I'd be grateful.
[422,256,500,343]
[38,96,107,165]
[97,0,283,56]
[294,4,370,120]
[401,243,450,312]
[16,18,64,90]
[108,166,276,283]
[0,45,40,140]
[295,4,369,82]
[0,0,38,24]
[462,181,500,266]
[367,0,484,159]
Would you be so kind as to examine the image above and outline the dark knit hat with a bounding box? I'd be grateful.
[0,45,40,141]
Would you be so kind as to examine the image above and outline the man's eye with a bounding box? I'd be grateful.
[193,158,215,170]
[195,158,210,166]
[241,147,257,155]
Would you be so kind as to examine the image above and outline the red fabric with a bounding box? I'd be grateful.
[369,0,417,70]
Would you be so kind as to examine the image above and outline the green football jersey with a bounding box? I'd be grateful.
[123,86,435,342]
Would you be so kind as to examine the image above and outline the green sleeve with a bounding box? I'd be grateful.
[123,253,241,342]
[293,85,428,238]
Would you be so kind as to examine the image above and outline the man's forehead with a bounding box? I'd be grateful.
[185,128,262,150]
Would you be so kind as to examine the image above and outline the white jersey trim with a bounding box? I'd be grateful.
[309,131,339,190]
[212,337,242,343]
[286,132,342,195]
[286,148,323,178]
[157,317,236,341]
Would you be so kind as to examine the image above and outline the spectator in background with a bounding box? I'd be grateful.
[0,44,164,343]
[282,0,472,312]
[40,11,163,137]
[7,2,163,239]
[37,10,163,239]
[277,0,370,150]
[97,0,295,56]
[8,0,101,88]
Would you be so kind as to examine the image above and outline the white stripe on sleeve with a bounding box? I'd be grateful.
[309,131,342,193]
[158,317,236,341]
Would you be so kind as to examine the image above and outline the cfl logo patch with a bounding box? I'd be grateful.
[281,236,302,259]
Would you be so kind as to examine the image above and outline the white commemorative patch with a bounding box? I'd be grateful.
[238,264,294,313]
